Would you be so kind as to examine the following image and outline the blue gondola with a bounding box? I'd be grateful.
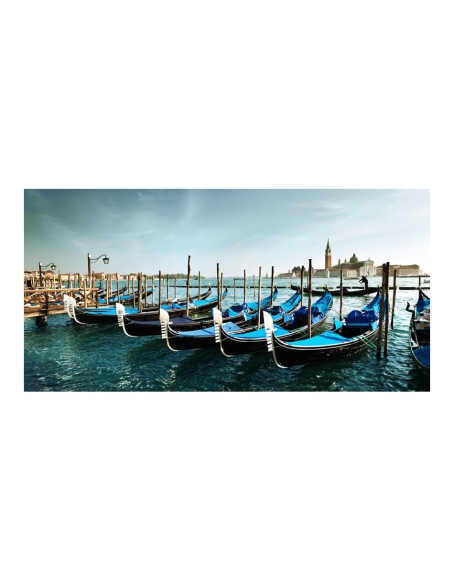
[159,289,319,352]
[212,291,333,356]
[264,290,384,367]
[116,288,280,337]
[407,289,430,369]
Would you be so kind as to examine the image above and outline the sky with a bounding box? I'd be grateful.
[24,189,430,276]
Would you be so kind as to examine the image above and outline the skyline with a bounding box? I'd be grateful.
[24,189,430,276]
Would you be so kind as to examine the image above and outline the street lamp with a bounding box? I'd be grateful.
[87,253,109,280]
[38,262,56,287]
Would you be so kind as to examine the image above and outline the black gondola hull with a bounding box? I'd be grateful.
[219,316,327,356]
[271,327,380,367]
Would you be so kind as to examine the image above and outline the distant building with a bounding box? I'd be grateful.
[376,264,422,276]
[325,239,332,269]
[313,240,376,278]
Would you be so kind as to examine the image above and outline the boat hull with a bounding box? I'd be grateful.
[271,327,380,367]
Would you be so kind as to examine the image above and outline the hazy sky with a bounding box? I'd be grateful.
[24,189,430,276]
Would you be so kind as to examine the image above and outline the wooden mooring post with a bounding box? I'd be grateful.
[138,273,142,312]
[300,266,304,307]
[243,270,246,303]
[257,266,262,328]
[158,270,162,309]
[186,255,191,316]
[391,268,397,329]
[270,266,275,307]
[308,259,312,338]
[384,262,390,357]
[339,269,343,320]
[376,263,386,358]
[216,263,220,307]
[132,275,136,308]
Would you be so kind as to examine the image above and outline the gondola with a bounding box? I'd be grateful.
[407,289,430,369]
[158,289,302,351]
[290,284,378,297]
[116,288,280,337]
[64,288,226,325]
[212,290,333,356]
[264,290,384,367]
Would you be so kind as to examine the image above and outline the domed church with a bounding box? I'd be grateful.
[315,240,376,278]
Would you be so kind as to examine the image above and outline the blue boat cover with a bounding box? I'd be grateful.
[344,292,382,327]
[414,345,430,368]
[287,330,355,347]
[344,309,379,327]
[176,321,241,339]
[416,297,430,315]
[247,290,278,312]
[79,306,139,315]
[222,303,248,317]
[291,292,333,326]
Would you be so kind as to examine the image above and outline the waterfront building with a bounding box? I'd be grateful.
[313,240,377,278]
[376,264,422,276]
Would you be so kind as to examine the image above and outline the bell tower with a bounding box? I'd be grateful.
[325,239,332,270]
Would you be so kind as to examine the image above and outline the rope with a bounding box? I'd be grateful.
[356,334,377,351]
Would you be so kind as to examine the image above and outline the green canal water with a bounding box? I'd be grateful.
[24,277,430,391]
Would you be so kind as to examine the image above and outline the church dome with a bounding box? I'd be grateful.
[350,253,358,263]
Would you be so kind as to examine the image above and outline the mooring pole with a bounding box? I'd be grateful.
[216,263,220,307]
[270,266,275,307]
[384,262,390,357]
[166,275,169,301]
[138,272,142,312]
[83,280,87,308]
[339,269,343,320]
[308,259,312,338]
[220,272,224,312]
[186,255,191,315]
[158,270,162,310]
[300,266,304,307]
[391,268,397,329]
[257,266,262,328]
[376,264,386,358]
[243,270,246,303]
[143,274,148,307]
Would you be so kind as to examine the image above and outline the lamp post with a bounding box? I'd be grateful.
[39,262,56,287]
[87,253,109,280]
